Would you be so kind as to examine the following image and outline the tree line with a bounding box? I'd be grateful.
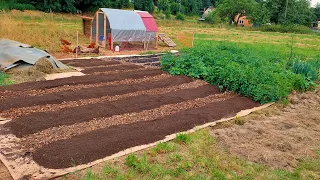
[1,0,319,26]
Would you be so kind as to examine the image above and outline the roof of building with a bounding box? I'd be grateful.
[100,8,146,31]
[137,12,158,32]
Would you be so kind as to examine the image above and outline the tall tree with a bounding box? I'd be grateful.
[216,0,257,24]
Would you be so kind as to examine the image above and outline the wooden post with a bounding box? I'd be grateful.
[90,20,92,44]
[192,33,195,48]
[95,11,99,45]
[104,14,107,48]
[155,32,158,49]
[76,31,79,58]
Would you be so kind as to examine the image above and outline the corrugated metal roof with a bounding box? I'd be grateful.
[137,12,158,32]
[100,8,146,31]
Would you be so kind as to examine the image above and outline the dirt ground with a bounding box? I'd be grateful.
[212,89,320,170]
[0,57,319,179]
[0,57,260,179]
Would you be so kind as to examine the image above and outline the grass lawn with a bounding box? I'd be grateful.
[72,129,319,180]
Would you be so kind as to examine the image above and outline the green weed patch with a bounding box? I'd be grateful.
[161,42,319,103]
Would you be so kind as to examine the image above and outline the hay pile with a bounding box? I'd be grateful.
[6,58,54,84]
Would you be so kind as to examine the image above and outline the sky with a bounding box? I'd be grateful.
[311,0,320,7]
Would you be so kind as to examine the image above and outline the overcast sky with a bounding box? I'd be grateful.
[311,0,320,7]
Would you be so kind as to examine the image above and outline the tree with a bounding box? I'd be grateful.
[216,0,257,24]
[314,3,320,18]
[134,0,155,13]
[248,1,270,25]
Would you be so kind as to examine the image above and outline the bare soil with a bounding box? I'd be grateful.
[33,96,258,169]
[0,76,193,113]
[6,84,220,137]
[211,89,320,169]
[0,68,163,93]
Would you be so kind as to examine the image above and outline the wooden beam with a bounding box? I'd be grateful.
[104,14,107,49]
[95,11,99,44]
[156,32,158,49]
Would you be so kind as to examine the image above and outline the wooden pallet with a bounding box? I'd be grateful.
[158,33,176,47]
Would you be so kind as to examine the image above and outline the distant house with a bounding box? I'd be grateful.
[199,6,214,21]
[311,18,320,29]
[235,14,252,27]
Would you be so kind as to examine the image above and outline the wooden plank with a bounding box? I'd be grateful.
[95,11,99,45]
[104,14,107,48]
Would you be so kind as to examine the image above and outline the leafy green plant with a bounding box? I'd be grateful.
[161,42,319,103]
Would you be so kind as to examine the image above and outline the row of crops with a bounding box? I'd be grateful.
[161,42,320,103]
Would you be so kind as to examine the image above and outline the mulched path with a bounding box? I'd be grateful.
[0,57,260,177]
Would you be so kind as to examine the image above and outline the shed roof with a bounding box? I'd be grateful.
[100,8,146,31]
[137,12,158,32]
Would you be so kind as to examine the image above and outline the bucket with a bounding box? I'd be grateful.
[114,46,120,52]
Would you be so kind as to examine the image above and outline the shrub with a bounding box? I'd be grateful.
[161,42,319,103]
[204,11,221,24]
[257,24,313,35]
[175,12,185,21]
[165,9,171,19]
[0,0,35,11]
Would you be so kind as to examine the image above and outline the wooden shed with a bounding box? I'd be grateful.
[81,16,93,36]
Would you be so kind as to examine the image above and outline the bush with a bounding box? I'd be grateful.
[257,24,313,35]
[165,9,171,19]
[0,0,35,11]
[175,12,185,21]
[161,42,320,103]
[204,11,221,24]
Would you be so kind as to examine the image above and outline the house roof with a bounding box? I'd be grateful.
[137,12,158,32]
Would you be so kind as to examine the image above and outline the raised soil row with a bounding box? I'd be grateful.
[63,59,121,67]
[80,64,144,74]
[6,85,220,137]
[33,96,259,169]
[0,76,193,112]
[0,69,163,93]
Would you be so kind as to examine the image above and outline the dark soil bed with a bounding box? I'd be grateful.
[81,64,143,74]
[0,76,193,111]
[32,96,259,169]
[63,60,121,67]
[6,85,220,137]
[0,69,164,92]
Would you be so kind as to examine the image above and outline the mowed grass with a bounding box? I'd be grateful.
[74,129,319,180]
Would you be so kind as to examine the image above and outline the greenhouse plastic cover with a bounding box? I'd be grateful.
[100,8,147,42]
[0,39,68,71]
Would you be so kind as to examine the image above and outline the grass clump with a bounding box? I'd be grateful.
[0,72,10,86]
[161,42,320,103]
[234,116,245,125]
[175,133,191,144]
[149,142,176,156]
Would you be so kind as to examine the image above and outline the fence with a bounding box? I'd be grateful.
[176,32,194,48]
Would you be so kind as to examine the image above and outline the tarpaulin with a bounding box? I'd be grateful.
[0,39,68,71]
